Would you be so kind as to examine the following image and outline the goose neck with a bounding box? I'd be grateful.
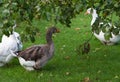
[46,31,53,45]
[91,10,98,25]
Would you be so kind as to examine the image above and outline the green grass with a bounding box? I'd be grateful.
[0,13,120,82]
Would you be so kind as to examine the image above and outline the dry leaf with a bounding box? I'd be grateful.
[97,70,101,74]
[93,48,101,52]
[114,75,119,79]
[81,77,91,82]
[48,80,53,82]
[84,77,90,82]
[85,32,88,35]
[75,28,80,31]
[66,72,70,75]
[64,56,70,60]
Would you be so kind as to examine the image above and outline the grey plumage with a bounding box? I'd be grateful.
[13,27,59,70]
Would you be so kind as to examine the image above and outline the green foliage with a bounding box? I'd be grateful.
[77,42,90,55]
[0,0,120,42]
[0,0,84,42]
[81,0,120,40]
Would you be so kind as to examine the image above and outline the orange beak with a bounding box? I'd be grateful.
[56,29,60,33]
[85,11,90,15]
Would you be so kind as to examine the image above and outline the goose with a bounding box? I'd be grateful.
[10,27,60,71]
[85,8,120,45]
[2,23,22,51]
[0,25,23,66]
[2,32,23,51]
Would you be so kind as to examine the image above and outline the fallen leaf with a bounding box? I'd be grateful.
[63,45,66,47]
[60,45,66,50]
[93,48,101,52]
[104,55,107,57]
[97,70,101,74]
[85,32,88,35]
[64,56,70,60]
[37,73,43,78]
[75,27,80,31]
[81,77,91,82]
[48,80,53,82]
[65,72,70,75]
[39,73,43,77]
[114,75,119,79]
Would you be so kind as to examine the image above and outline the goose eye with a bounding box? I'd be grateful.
[17,37,20,40]
[90,8,93,13]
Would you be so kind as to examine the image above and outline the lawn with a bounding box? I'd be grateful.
[0,13,120,82]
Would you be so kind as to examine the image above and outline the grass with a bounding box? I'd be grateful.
[0,13,120,82]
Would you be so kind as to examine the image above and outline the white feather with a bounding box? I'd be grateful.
[0,31,23,66]
[18,57,35,71]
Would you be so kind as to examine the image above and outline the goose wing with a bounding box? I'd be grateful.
[18,45,49,61]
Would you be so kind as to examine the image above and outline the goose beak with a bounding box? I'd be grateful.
[85,11,89,15]
[56,29,60,33]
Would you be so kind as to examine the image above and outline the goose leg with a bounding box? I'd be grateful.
[5,54,14,63]
[0,56,6,66]
[9,50,18,57]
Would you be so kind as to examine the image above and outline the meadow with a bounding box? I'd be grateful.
[0,13,120,82]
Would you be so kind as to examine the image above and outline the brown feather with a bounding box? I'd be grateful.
[17,45,49,61]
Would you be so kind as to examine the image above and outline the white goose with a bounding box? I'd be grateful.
[2,32,23,51]
[0,25,23,66]
[86,8,120,45]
